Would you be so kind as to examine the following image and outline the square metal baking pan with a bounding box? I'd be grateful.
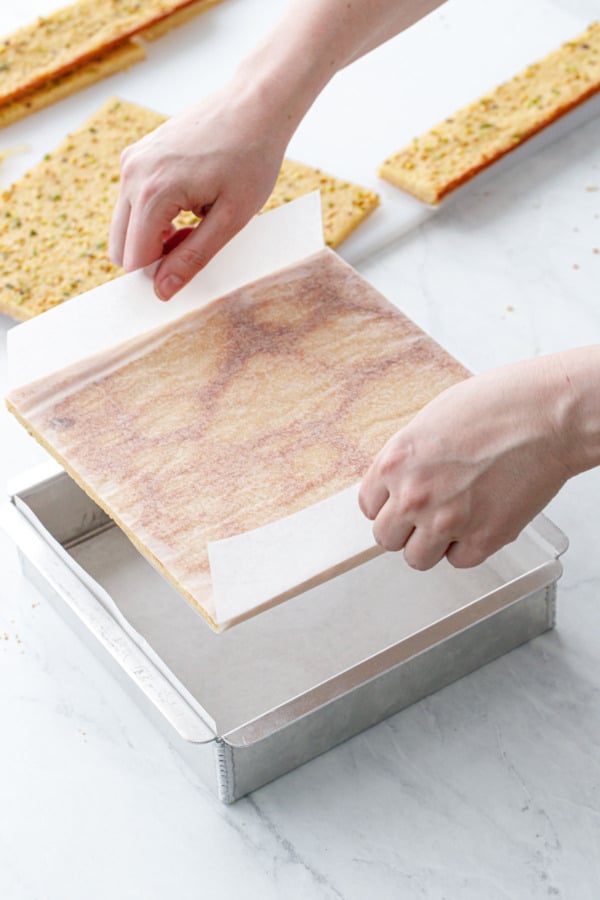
[3,462,568,803]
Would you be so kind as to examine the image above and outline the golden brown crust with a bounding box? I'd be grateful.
[138,0,221,40]
[6,250,468,630]
[0,0,216,107]
[0,42,146,131]
[262,158,379,248]
[379,22,600,205]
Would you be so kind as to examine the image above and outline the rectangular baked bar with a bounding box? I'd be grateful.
[0,41,146,130]
[379,22,600,205]
[0,0,220,106]
[0,98,166,320]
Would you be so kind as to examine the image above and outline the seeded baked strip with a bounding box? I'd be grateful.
[139,0,222,41]
[0,0,221,107]
[262,158,379,248]
[379,21,600,206]
[0,98,167,321]
[0,42,146,131]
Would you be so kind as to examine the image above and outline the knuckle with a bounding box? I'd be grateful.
[448,543,487,569]
[378,444,405,478]
[433,507,465,537]
[119,145,132,165]
[172,244,211,275]
[471,528,499,558]
[119,146,138,177]
[136,174,166,208]
[400,484,430,515]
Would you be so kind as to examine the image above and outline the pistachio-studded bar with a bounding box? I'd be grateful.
[379,22,600,205]
[0,41,146,130]
[139,0,221,40]
[263,158,379,248]
[0,98,166,320]
[0,0,221,107]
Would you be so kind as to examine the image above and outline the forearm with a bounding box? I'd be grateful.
[553,346,600,475]
[231,0,446,146]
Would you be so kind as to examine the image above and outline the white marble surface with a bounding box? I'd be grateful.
[2,0,600,897]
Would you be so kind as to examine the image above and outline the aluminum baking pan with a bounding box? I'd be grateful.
[3,462,568,802]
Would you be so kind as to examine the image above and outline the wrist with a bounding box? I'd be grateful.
[232,0,365,148]
[550,347,600,475]
[232,32,333,149]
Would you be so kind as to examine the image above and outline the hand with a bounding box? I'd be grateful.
[359,355,577,570]
[109,0,449,302]
[109,84,289,301]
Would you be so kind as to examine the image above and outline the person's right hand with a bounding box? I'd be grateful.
[358,354,580,570]
[109,85,290,301]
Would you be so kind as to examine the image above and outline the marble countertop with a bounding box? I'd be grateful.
[1,1,600,897]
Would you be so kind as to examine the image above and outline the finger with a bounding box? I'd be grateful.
[402,528,453,571]
[109,193,131,267]
[370,499,414,551]
[140,227,193,282]
[153,199,242,301]
[123,192,184,272]
[162,226,196,255]
[445,541,488,569]
[359,464,390,520]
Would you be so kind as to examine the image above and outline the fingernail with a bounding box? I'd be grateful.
[156,274,183,301]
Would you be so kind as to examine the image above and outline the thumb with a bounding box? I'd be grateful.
[154,200,242,301]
